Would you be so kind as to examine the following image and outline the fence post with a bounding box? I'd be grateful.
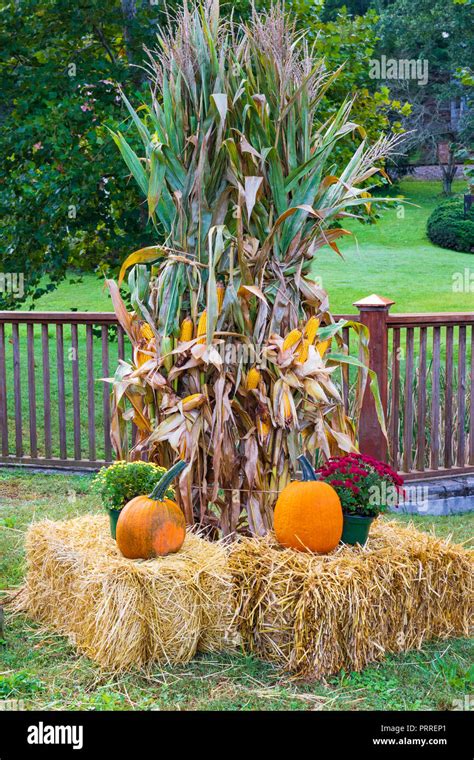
[353,294,395,462]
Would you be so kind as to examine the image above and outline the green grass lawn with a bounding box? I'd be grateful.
[31,276,114,313]
[0,469,472,711]
[312,178,472,314]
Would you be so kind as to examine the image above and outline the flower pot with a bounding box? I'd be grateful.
[108,509,121,540]
[341,513,375,546]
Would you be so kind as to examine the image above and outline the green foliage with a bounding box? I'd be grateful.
[92,460,174,511]
[305,7,409,157]
[427,197,474,253]
[0,0,178,308]
[377,0,473,71]
[455,69,474,190]
[376,0,474,165]
[0,671,45,698]
[323,0,371,16]
[455,147,474,190]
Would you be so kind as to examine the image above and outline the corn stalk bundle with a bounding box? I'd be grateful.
[106,1,399,536]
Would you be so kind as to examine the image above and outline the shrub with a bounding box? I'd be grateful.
[92,461,174,511]
[427,198,474,253]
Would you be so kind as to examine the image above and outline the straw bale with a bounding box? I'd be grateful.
[228,520,474,678]
[17,515,237,670]
[14,515,473,678]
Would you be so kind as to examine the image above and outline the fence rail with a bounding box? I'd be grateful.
[0,298,473,480]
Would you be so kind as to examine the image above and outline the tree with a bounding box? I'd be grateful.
[376,0,474,193]
[0,0,179,308]
[321,0,372,19]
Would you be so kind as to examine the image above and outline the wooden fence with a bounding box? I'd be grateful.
[0,296,473,480]
[0,312,129,469]
[346,296,474,481]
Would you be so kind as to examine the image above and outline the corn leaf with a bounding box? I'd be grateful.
[118,246,166,286]
[108,129,148,197]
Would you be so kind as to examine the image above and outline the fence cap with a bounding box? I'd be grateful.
[353,294,395,309]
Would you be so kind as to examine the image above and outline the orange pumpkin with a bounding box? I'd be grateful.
[116,460,187,559]
[274,455,342,553]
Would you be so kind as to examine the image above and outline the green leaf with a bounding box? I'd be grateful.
[118,246,166,286]
[244,176,263,222]
[148,149,166,219]
[120,91,151,148]
[109,129,148,197]
[328,352,388,441]
[211,93,228,124]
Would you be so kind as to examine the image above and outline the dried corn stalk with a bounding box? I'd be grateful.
[106,2,395,536]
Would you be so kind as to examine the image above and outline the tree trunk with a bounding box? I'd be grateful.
[121,0,137,64]
[440,148,457,196]
[442,173,453,196]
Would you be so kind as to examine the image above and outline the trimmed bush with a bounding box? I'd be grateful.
[427,197,474,253]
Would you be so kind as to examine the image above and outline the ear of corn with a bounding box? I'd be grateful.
[256,416,270,440]
[304,316,320,344]
[181,393,205,411]
[197,310,207,344]
[317,339,331,358]
[282,329,302,352]
[217,282,225,314]
[282,389,292,422]
[179,317,194,342]
[304,378,329,403]
[296,338,310,364]
[134,347,150,368]
[140,322,154,341]
[246,366,261,391]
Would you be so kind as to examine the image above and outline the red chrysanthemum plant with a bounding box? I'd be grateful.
[318,454,404,517]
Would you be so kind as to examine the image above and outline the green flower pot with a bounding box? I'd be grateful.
[108,508,121,540]
[341,513,375,546]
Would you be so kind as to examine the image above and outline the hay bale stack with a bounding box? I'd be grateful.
[228,520,473,679]
[15,515,473,678]
[19,515,237,670]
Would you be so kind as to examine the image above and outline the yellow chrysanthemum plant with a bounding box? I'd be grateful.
[106,2,394,536]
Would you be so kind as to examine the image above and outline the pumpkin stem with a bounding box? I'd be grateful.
[297,454,318,481]
[149,459,187,501]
